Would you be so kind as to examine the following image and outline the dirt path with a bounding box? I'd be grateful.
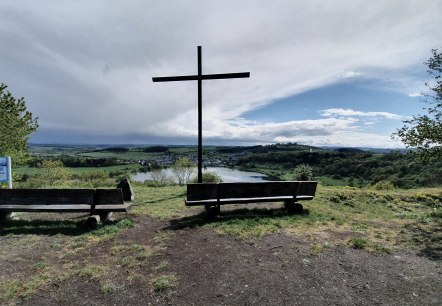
[9,215,440,306]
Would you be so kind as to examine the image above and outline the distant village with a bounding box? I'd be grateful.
[138,151,246,168]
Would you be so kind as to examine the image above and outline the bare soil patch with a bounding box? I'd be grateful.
[1,212,440,306]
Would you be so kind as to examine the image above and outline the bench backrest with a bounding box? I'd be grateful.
[217,182,299,199]
[0,189,95,205]
[0,189,124,205]
[186,184,218,201]
[95,189,124,204]
[186,181,318,201]
[297,181,318,197]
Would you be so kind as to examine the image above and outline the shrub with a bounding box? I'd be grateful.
[371,180,395,190]
[190,171,223,183]
[170,157,195,185]
[151,168,170,184]
[293,164,314,181]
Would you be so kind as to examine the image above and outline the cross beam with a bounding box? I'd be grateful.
[153,46,250,183]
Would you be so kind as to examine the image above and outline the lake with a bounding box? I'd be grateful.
[132,167,269,183]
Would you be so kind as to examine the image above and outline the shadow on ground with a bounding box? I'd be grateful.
[405,223,442,260]
[142,191,186,204]
[0,218,126,236]
[167,207,310,230]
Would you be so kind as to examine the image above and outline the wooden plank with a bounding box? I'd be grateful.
[0,189,95,205]
[186,184,218,201]
[298,181,318,196]
[217,182,299,199]
[0,204,92,212]
[185,198,218,206]
[95,189,124,204]
[219,196,293,205]
[295,195,314,201]
[94,204,132,212]
[186,196,294,206]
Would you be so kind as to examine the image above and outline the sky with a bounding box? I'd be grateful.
[1,0,441,148]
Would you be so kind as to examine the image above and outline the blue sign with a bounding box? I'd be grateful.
[0,157,11,183]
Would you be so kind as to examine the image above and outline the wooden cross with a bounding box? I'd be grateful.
[153,46,250,183]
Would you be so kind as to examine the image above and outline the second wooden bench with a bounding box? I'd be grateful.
[185,181,318,217]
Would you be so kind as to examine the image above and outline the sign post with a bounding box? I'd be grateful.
[0,156,12,189]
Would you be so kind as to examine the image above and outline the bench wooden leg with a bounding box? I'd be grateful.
[98,212,113,223]
[0,212,15,223]
[86,212,113,227]
[204,205,220,219]
[284,201,304,214]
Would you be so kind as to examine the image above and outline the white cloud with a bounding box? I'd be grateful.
[150,116,402,148]
[408,92,423,97]
[342,71,362,78]
[320,108,403,120]
[0,0,441,146]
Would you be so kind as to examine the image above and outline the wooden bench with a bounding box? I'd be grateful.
[185,181,318,217]
[0,187,132,223]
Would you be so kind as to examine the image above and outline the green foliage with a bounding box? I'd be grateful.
[371,180,395,190]
[395,49,442,161]
[189,171,223,183]
[150,166,171,185]
[151,274,177,293]
[293,164,314,180]
[170,157,195,185]
[0,83,38,166]
[350,237,368,249]
[239,148,442,188]
[37,160,73,187]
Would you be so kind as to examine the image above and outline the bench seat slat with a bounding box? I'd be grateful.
[0,204,92,212]
[94,204,132,212]
[296,195,314,201]
[186,196,295,206]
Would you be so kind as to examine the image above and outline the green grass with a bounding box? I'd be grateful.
[129,184,441,252]
[1,274,50,300]
[76,264,107,278]
[350,237,368,249]
[132,184,189,219]
[101,283,117,293]
[151,274,177,293]
[317,176,349,186]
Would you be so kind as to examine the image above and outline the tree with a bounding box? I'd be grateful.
[170,157,195,185]
[150,164,170,185]
[38,160,72,186]
[0,83,38,166]
[395,49,442,161]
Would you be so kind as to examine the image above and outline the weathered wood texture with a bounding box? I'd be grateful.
[0,188,132,214]
[185,181,318,206]
[0,189,95,205]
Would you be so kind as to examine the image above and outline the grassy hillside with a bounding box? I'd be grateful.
[0,182,440,304]
[132,184,441,255]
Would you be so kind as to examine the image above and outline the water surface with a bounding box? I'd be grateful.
[132,167,269,183]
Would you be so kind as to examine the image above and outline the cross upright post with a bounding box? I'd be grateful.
[153,46,250,183]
